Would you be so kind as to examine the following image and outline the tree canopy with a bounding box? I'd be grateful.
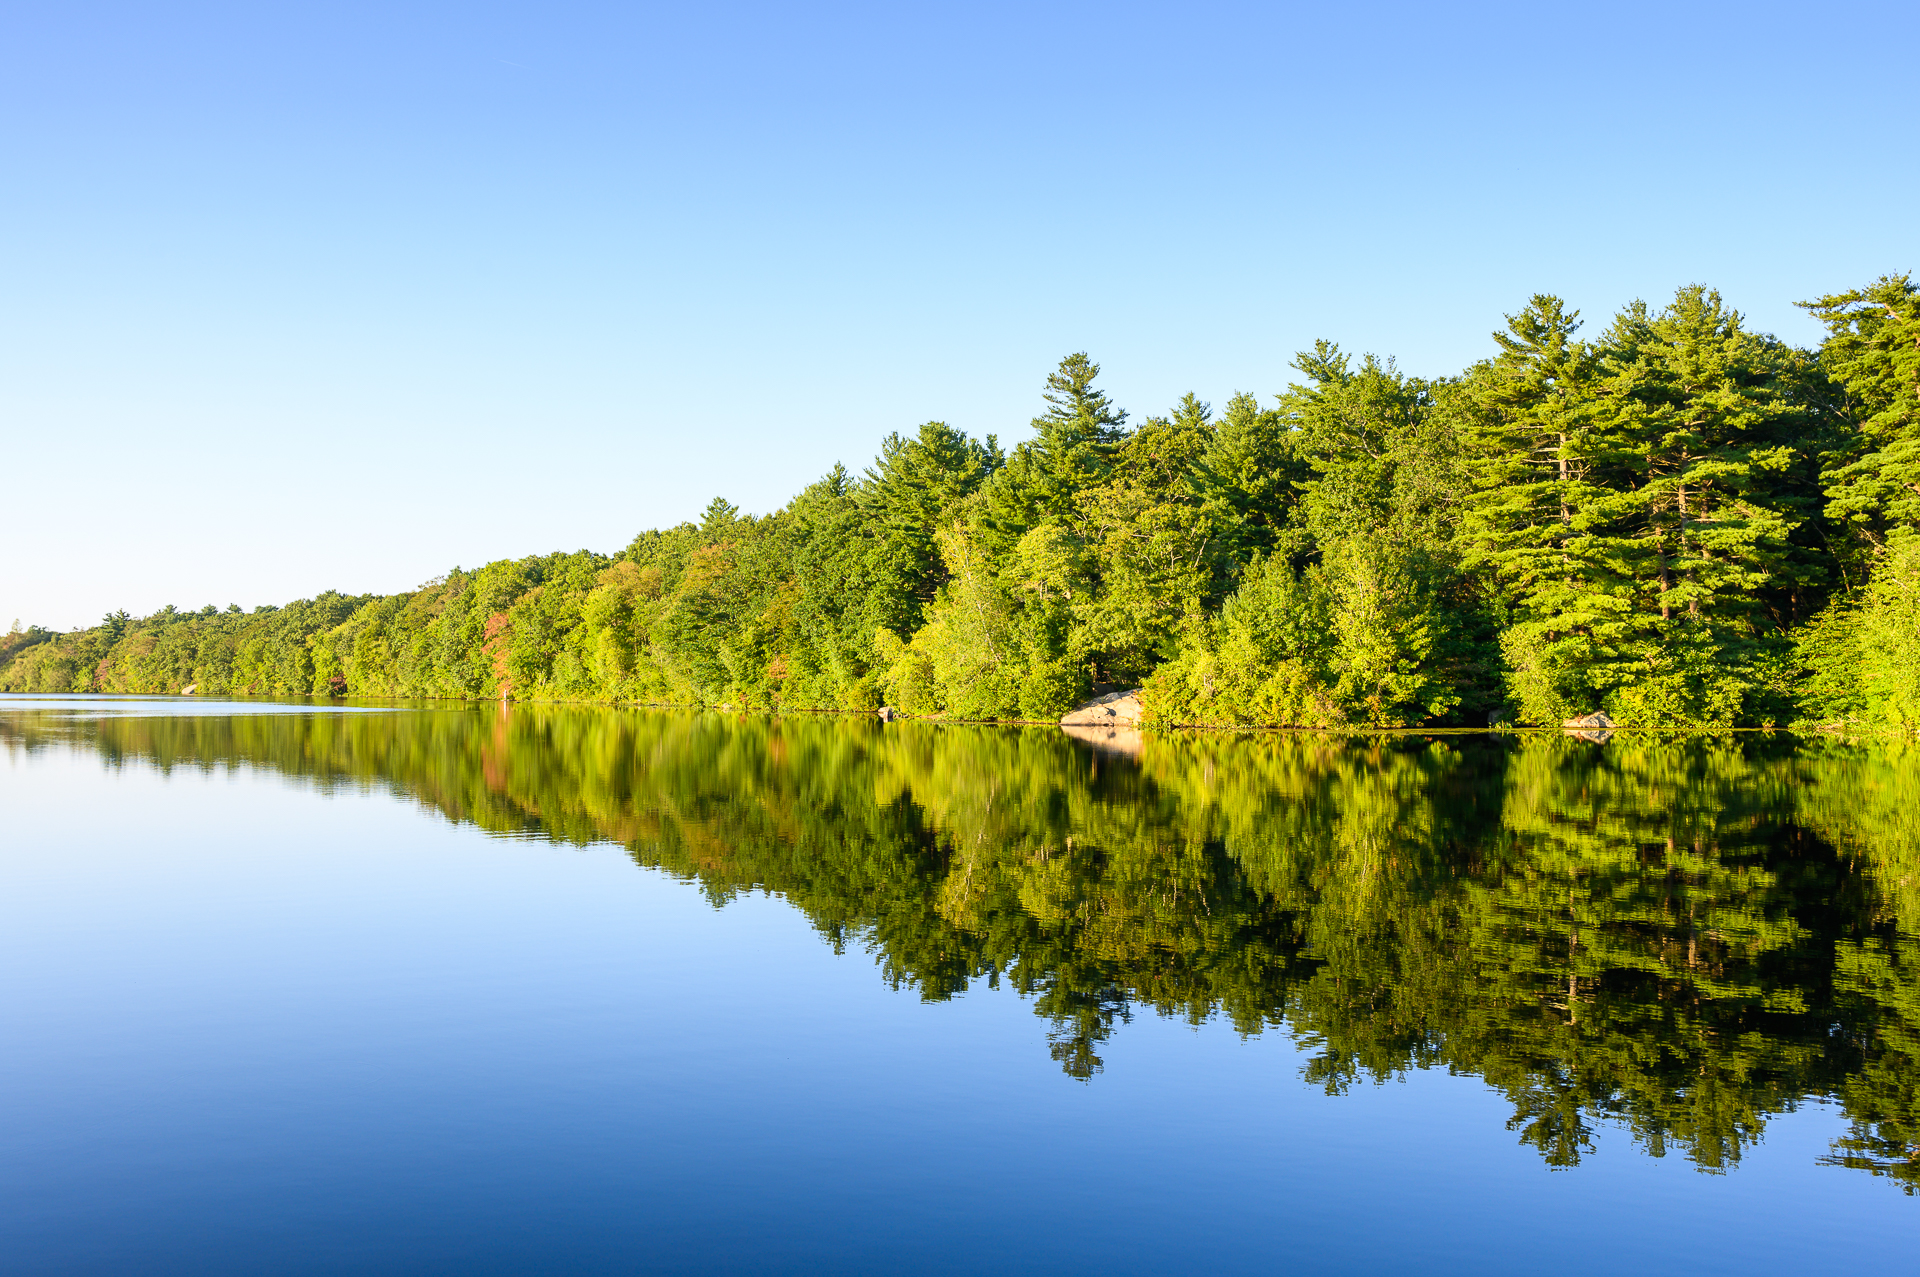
[6,277,1918,730]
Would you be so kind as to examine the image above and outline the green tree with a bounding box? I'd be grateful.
[1455,297,1624,721]
[1584,287,1811,723]
[983,352,1128,550]
[1802,274,1920,556]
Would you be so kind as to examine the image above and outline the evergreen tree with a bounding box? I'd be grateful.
[1801,273,1920,555]
[1191,390,1303,572]
[1586,287,1808,722]
[1455,296,1626,720]
[1282,343,1429,552]
[983,352,1128,549]
[1074,393,1219,685]
[856,421,1002,638]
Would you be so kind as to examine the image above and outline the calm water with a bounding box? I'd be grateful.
[2,695,1915,1273]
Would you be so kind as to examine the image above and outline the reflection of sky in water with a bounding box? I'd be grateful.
[0,693,402,716]
[0,703,1913,1273]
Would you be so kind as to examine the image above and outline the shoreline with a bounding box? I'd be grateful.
[3,690,1905,738]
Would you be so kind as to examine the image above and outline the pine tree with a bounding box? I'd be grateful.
[1282,343,1428,552]
[982,352,1128,549]
[1073,394,1217,684]
[1586,287,1807,722]
[1801,274,1920,552]
[1455,296,1625,719]
[856,421,1002,636]
[1192,390,1303,571]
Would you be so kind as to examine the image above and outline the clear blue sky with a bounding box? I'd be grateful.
[4,1,1914,630]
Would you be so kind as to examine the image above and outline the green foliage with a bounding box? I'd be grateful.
[1456,287,1838,725]
[5,276,1917,729]
[982,351,1128,549]
[1802,274,1920,558]
[1322,537,1462,724]
[1796,539,1920,731]
[1143,555,1343,727]
[0,620,57,672]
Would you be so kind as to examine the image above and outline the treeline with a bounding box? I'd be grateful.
[4,707,1915,1182]
[6,277,1918,728]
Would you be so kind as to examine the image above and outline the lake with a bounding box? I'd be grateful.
[2,694,1914,1273]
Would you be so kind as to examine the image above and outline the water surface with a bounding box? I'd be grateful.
[2,695,1914,1272]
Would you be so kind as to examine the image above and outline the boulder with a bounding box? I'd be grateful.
[1060,689,1144,728]
[1562,710,1615,742]
[877,706,899,722]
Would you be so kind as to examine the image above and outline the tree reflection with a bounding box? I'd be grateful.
[3,706,1915,1186]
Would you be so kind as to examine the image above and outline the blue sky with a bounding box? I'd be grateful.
[4,0,1914,630]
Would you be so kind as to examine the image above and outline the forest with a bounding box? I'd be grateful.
[5,275,1918,729]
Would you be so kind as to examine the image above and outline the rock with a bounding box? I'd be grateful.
[1060,689,1144,728]
[180,683,198,696]
[877,706,899,722]
[1562,710,1615,742]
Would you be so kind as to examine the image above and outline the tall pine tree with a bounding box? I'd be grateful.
[982,352,1128,551]
[1802,274,1920,554]
[1455,296,1625,720]
[1587,286,1807,722]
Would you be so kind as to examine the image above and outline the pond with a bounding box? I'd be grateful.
[1,694,1914,1273]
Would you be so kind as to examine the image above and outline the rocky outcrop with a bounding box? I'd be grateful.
[1060,689,1144,728]
[1059,690,1145,757]
[1563,711,1615,742]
